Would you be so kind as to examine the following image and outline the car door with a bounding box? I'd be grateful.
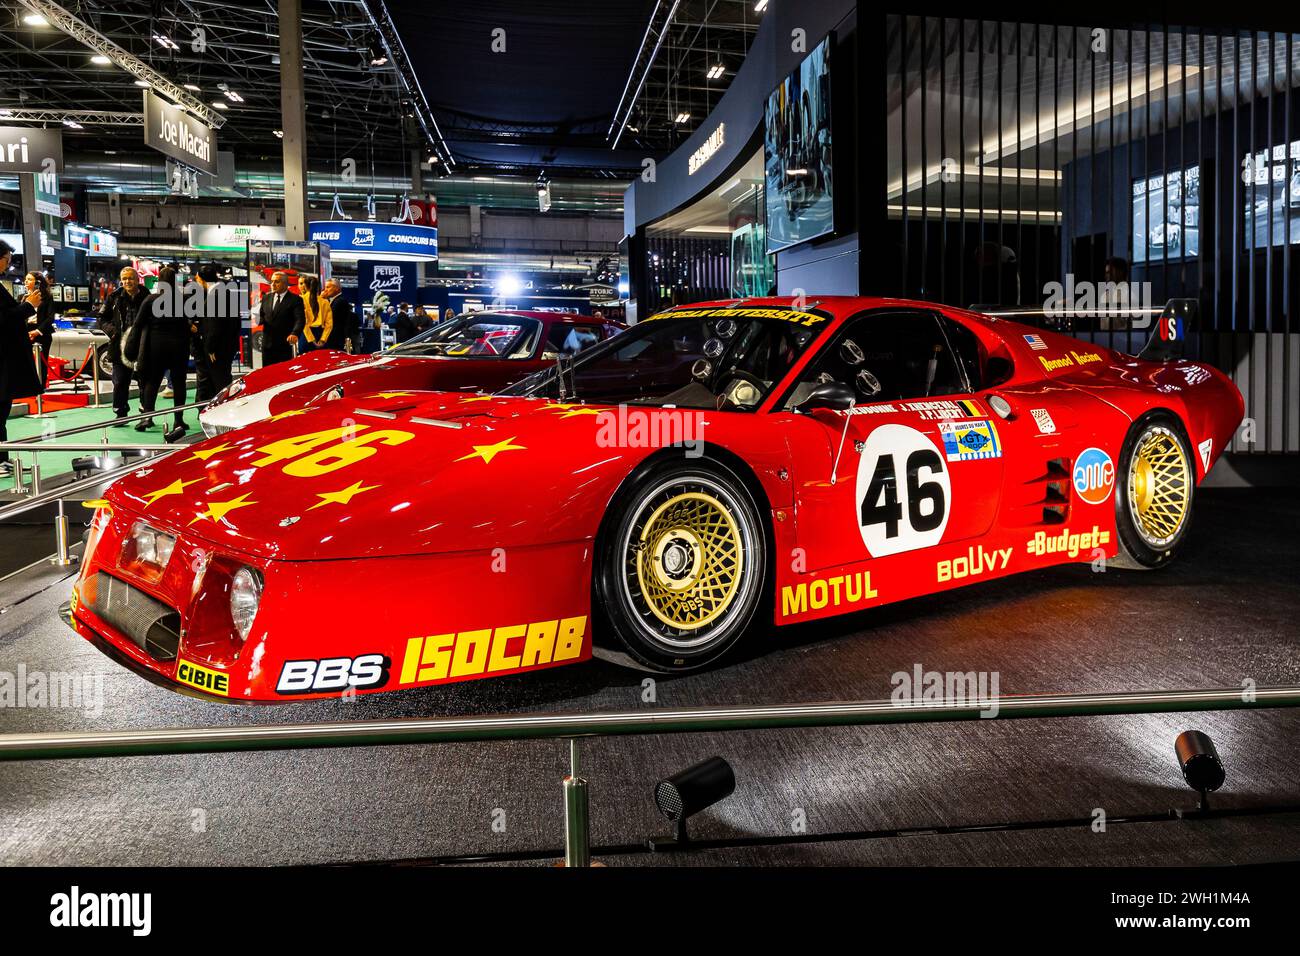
[781,309,1007,574]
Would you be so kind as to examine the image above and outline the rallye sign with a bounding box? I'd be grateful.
[307,220,438,262]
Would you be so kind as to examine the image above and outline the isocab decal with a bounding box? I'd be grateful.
[1072,447,1115,505]
[856,424,950,557]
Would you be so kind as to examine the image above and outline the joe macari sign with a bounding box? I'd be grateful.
[142,90,217,176]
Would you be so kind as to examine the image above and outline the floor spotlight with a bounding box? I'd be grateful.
[1175,730,1226,810]
[652,756,735,848]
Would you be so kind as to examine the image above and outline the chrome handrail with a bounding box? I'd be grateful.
[4,399,208,444]
[0,456,157,521]
[1,685,1295,762]
[0,443,178,452]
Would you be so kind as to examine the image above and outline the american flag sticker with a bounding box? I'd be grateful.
[1024,333,1047,351]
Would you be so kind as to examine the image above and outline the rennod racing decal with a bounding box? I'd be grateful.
[856,423,950,557]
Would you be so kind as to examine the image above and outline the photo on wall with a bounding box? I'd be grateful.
[1132,166,1200,263]
[764,34,834,253]
[1244,139,1300,247]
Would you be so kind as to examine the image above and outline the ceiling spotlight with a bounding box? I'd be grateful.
[62,119,83,129]
[706,62,725,80]
[754,0,769,11]
[273,129,284,138]
[134,80,151,88]
[211,100,228,110]
[153,33,179,51]
[366,34,388,68]
[90,54,112,65]
[21,13,49,27]
[675,112,691,125]
[183,83,200,91]
[223,90,244,103]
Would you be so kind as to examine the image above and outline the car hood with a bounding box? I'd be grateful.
[108,393,645,561]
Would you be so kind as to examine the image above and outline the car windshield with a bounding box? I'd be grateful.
[501,306,830,410]
[390,313,541,358]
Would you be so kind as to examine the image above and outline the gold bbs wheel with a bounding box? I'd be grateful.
[609,467,766,664]
[1127,424,1191,549]
[636,491,743,631]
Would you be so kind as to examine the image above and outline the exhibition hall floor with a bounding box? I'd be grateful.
[0,489,1296,866]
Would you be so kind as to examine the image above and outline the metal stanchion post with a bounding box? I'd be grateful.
[31,344,44,417]
[52,500,75,567]
[91,346,101,408]
[563,738,591,867]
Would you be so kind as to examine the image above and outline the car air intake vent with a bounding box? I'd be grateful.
[83,572,182,661]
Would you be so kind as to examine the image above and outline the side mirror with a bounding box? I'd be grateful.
[794,381,856,415]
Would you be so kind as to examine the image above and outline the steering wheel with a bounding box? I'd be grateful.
[716,369,768,410]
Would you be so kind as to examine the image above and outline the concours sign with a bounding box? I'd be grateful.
[308,220,438,262]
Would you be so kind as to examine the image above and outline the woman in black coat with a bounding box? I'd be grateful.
[131,266,192,442]
[22,271,55,387]
[0,240,44,477]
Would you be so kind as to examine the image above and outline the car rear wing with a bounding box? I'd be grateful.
[969,297,1199,361]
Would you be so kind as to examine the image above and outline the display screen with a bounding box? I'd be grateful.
[1132,166,1200,263]
[764,35,834,253]
[1244,139,1300,247]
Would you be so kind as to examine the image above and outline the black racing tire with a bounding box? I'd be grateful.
[596,458,768,672]
[1112,412,1196,570]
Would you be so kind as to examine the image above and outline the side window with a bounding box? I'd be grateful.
[784,310,979,408]
[545,324,602,356]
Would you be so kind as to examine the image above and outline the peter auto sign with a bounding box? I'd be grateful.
[0,126,63,174]
[143,90,217,176]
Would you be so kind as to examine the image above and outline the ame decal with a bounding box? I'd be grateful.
[1072,447,1115,505]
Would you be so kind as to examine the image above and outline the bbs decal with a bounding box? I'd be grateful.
[276,654,390,695]
[856,423,951,557]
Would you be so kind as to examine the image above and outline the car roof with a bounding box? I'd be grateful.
[470,309,616,326]
[657,295,1001,331]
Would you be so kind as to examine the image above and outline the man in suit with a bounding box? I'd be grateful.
[259,271,305,366]
[394,302,417,343]
[0,240,44,478]
[321,279,355,351]
[195,263,239,397]
[95,266,150,423]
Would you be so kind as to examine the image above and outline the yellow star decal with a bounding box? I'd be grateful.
[81,499,110,510]
[557,407,603,419]
[459,395,494,403]
[140,478,203,507]
[189,493,257,525]
[372,391,416,400]
[268,409,307,422]
[183,442,234,463]
[306,480,380,511]
[455,437,526,465]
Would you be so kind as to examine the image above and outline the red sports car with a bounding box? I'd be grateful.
[68,296,1242,701]
[199,309,622,436]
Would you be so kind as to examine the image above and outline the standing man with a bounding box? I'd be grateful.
[196,263,239,397]
[258,271,305,365]
[321,279,356,352]
[394,302,417,343]
[95,266,149,424]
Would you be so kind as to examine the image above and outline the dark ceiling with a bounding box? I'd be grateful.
[0,0,761,189]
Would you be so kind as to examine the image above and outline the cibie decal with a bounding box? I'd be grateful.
[1072,447,1115,504]
[175,659,229,697]
[1031,408,1056,434]
[1198,438,1213,471]
[938,419,1001,461]
[856,424,950,557]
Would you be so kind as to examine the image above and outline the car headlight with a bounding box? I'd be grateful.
[121,521,176,580]
[229,566,263,643]
[210,378,246,407]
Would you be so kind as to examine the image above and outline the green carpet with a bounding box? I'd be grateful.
[3,398,202,494]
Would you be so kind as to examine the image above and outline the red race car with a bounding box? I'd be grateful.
[67,297,1242,702]
[199,309,622,436]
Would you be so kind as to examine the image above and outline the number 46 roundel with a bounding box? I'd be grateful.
[855,423,951,557]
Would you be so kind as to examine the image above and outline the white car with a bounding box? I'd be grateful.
[49,326,113,377]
